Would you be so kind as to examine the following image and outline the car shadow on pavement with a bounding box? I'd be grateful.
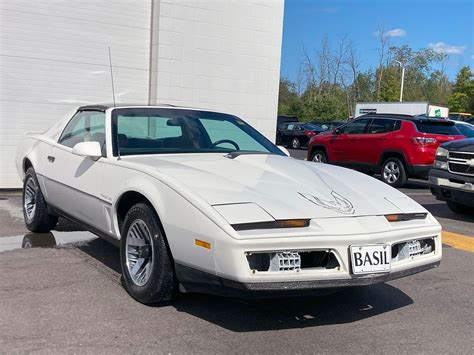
[172,283,413,332]
[74,238,414,332]
[420,202,474,223]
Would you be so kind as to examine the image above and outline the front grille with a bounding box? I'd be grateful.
[392,237,435,262]
[448,151,474,177]
[449,151,474,160]
[246,250,340,272]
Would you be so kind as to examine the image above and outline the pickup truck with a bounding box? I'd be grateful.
[429,138,474,214]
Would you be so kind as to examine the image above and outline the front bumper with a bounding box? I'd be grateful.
[177,217,442,298]
[429,168,474,207]
[176,260,440,298]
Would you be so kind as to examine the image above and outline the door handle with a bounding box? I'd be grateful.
[47,156,55,163]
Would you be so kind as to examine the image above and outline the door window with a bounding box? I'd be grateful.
[368,119,399,134]
[341,119,370,134]
[59,111,106,149]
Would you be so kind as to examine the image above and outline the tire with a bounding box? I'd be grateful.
[120,203,177,304]
[23,167,58,232]
[311,150,328,163]
[291,137,301,149]
[447,201,472,215]
[381,158,407,188]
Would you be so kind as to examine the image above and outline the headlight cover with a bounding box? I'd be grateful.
[435,147,449,158]
[434,160,448,170]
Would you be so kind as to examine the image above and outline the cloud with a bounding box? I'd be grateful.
[373,28,407,38]
[428,42,466,55]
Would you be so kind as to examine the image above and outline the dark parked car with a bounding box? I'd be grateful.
[310,121,346,131]
[276,122,324,149]
[430,138,474,214]
[453,121,474,138]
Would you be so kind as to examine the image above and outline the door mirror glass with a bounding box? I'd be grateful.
[72,141,102,159]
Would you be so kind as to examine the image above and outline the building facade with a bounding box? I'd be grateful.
[0,0,284,188]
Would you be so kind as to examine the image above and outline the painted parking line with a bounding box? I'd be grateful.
[442,231,474,253]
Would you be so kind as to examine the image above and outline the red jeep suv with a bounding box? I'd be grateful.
[307,114,464,187]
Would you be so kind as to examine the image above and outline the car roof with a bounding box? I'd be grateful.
[77,103,208,112]
[358,113,453,123]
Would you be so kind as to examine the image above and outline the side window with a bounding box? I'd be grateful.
[368,119,397,134]
[287,124,295,130]
[59,111,105,149]
[341,119,370,134]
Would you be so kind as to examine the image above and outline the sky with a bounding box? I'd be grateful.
[280,0,474,81]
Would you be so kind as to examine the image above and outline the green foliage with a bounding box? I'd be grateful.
[278,40,473,119]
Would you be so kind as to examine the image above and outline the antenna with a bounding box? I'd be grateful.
[108,46,116,107]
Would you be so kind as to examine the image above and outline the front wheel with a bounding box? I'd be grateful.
[120,203,177,304]
[381,158,407,187]
[311,150,327,163]
[23,168,58,232]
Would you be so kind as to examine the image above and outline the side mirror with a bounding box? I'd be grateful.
[277,145,291,157]
[72,141,102,159]
[334,128,342,135]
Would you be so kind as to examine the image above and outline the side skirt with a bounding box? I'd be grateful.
[50,205,120,248]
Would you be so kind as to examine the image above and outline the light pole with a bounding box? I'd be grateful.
[396,60,406,102]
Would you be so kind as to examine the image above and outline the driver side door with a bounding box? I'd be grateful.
[330,118,371,163]
[43,110,107,229]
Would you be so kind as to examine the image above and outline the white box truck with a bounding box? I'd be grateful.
[354,102,449,118]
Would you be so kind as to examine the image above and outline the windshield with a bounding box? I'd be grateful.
[112,108,284,156]
[455,123,474,138]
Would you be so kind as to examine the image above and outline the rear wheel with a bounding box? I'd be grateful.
[381,158,407,187]
[291,137,301,149]
[23,168,58,232]
[311,150,328,163]
[120,203,177,304]
[447,201,472,215]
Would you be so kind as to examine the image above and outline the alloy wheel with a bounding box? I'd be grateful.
[125,219,155,286]
[312,152,326,163]
[383,161,400,184]
[24,177,37,222]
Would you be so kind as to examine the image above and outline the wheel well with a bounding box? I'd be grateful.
[379,152,407,171]
[116,191,154,232]
[23,158,33,174]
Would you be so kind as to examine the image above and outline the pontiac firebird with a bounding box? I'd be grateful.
[16,104,442,304]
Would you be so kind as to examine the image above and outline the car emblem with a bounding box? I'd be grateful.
[299,191,355,215]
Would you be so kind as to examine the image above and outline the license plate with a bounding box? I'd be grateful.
[350,244,391,274]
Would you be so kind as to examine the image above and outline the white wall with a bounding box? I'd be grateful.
[0,0,284,188]
[151,0,284,141]
[0,0,152,188]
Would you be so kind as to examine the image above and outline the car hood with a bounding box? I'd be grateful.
[124,153,425,221]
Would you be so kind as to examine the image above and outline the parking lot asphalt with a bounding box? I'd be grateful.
[0,151,473,353]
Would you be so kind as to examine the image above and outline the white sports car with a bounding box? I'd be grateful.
[16,104,442,304]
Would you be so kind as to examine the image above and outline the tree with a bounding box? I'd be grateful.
[448,67,474,112]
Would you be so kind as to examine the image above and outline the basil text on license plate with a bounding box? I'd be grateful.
[350,244,391,274]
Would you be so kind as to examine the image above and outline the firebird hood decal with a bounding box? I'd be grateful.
[299,191,355,215]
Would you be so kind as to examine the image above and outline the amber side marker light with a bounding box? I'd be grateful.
[385,213,427,222]
[232,219,310,231]
[195,239,211,249]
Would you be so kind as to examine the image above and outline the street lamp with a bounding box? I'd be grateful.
[396,60,406,102]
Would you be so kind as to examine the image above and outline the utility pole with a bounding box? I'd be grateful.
[396,61,406,102]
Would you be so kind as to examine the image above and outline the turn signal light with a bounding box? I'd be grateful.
[232,219,310,231]
[385,213,427,222]
[195,239,211,249]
